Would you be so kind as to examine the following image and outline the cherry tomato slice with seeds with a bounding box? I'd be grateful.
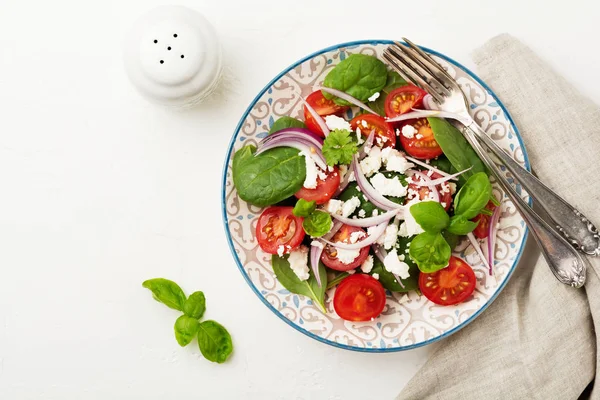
[472,201,497,239]
[320,224,370,271]
[295,166,340,205]
[333,274,387,321]
[384,85,427,118]
[303,91,349,137]
[405,171,453,211]
[350,114,396,148]
[256,206,305,255]
[418,256,476,306]
[399,118,443,159]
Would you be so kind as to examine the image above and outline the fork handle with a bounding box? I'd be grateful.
[460,124,589,288]
[465,120,600,257]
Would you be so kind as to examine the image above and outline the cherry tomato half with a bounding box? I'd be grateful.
[303,91,349,137]
[399,118,443,159]
[419,256,476,306]
[256,206,305,254]
[334,274,387,321]
[295,166,340,205]
[472,201,497,239]
[320,224,370,271]
[350,114,396,148]
[384,85,427,118]
[405,171,453,211]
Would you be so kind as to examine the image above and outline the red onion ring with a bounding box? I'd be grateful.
[261,128,324,147]
[321,222,387,250]
[317,86,379,115]
[410,167,472,187]
[408,170,440,202]
[404,156,454,178]
[256,138,327,170]
[310,222,343,287]
[487,199,502,275]
[330,208,401,228]
[467,232,491,272]
[386,109,470,124]
[352,155,404,211]
[358,129,376,159]
[297,93,330,136]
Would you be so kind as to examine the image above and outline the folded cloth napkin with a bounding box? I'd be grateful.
[397,34,600,400]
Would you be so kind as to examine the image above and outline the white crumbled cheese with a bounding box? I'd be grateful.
[341,196,361,217]
[372,209,379,217]
[399,198,427,237]
[380,224,399,250]
[324,199,344,215]
[398,254,405,261]
[395,128,401,136]
[324,115,352,132]
[288,245,310,281]
[415,134,424,139]
[339,164,348,178]
[361,120,369,128]
[398,294,410,304]
[347,269,356,275]
[358,209,366,218]
[441,202,447,208]
[375,136,389,146]
[367,92,380,102]
[359,146,382,177]
[401,125,417,138]
[370,173,408,197]
[360,255,374,273]
[327,165,334,172]
[336,247,361,264]
[448,182,457,195]
[440,183,450,194]
[425,159,431,164]
[348,171,356,182]
[316,168,328,181]
[311,240,324,250]
[349,231,366,244]
[277,245,286,257]
[300,150,318,189]
[381,147,414,174]
[383,249,411,279]
[372,273,380,280]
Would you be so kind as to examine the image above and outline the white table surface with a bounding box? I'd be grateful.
[1,0,598,398]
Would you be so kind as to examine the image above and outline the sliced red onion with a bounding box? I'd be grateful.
[411,167,472,186]
[310,222,343,287]
[352,155,404,211]
[321,222,387,250]
[467,232,491,272]
[331,208,401,228]
[333,167,352,197]
[422,95,440,111]
[317,86,378,115]
[256,138,327,170]
[262,128,324,147]
[324,220,343,240]
[358,129,376,159]
[487,199,502,275]
[372,245,405,289]
[404,156,454,178]
[297,93,330,136]
[386,109,470,124]
[408,170,440,202]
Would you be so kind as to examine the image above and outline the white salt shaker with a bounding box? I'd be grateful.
[123,5,222,108]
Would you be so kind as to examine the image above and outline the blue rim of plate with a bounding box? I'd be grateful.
[221,39,531,352]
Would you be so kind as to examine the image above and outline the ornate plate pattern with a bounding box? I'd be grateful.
[222,40,530,352]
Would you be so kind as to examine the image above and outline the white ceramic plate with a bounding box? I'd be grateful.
[222,40,530,352]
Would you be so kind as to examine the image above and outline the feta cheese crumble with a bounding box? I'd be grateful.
[299,150,319,189]
[360,255,374,273]
[288,245,310,281]
[324,199,344,215]
[359,146,382,177]
[399,198,427,237]
[367,92,380,102]
[372,273,380,280]
[370,173,408,197]
[358,209,366,218]
[380,147,414,174]
[349,230,366,244]
[383,249,411,279]
[378,223,399,250]
[336,247,361,264]
[401,125,417,139]
[341,196,361,217]
[324,115,352,132]
[277,245,286,257]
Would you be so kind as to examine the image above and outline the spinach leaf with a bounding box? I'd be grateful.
[409,232,451,273]
[371,238,420,292]
[293,199,316,217]
[323,54,388,106]
[303,210,332,237]
[447,215,479,235]
[429,156,454,174]
[367,70,408,116]
[142,278,186,311]
[271,254,328,313]
[197,320,233,364]
[322,129,358,165]
[232,145,306,207]
[453,172,493,219]
[409,201,450,233]
[174,315,200,347]
[428,117,486,184]
[183,291,206,319]
[269,116,306,134]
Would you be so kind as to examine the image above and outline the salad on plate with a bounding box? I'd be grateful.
[231,53,502,322]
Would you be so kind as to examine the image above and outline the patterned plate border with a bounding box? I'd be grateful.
[221,39,531,352]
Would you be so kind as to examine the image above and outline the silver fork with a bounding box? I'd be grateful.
[383,38,598,288]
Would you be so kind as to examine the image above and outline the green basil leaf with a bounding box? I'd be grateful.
[174,315,200,347]
[409,201,450,233]
[232,145,306,207]
[409,232,451,273]
[269,116,306,134]
[454,172,493,219]
[292,199,316,217]
[322,129,358,166]
[323,54,388,106]
[303,210,332,237]
[447,215,479,235]
[197,320,233,363]
[183,291,206,319]
[142,278,186,311]
[442,230,460,250]
[271,254,328,313]
[367,70,408,116]
[428,117,486,184]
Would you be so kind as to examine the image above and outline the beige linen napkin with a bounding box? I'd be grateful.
[397,34,600,400]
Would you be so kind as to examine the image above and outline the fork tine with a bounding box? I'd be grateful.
[392,42,453,97]
[401,37,457,88]
[384,47,445,103]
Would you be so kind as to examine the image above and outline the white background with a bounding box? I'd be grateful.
[0,0,598,398]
